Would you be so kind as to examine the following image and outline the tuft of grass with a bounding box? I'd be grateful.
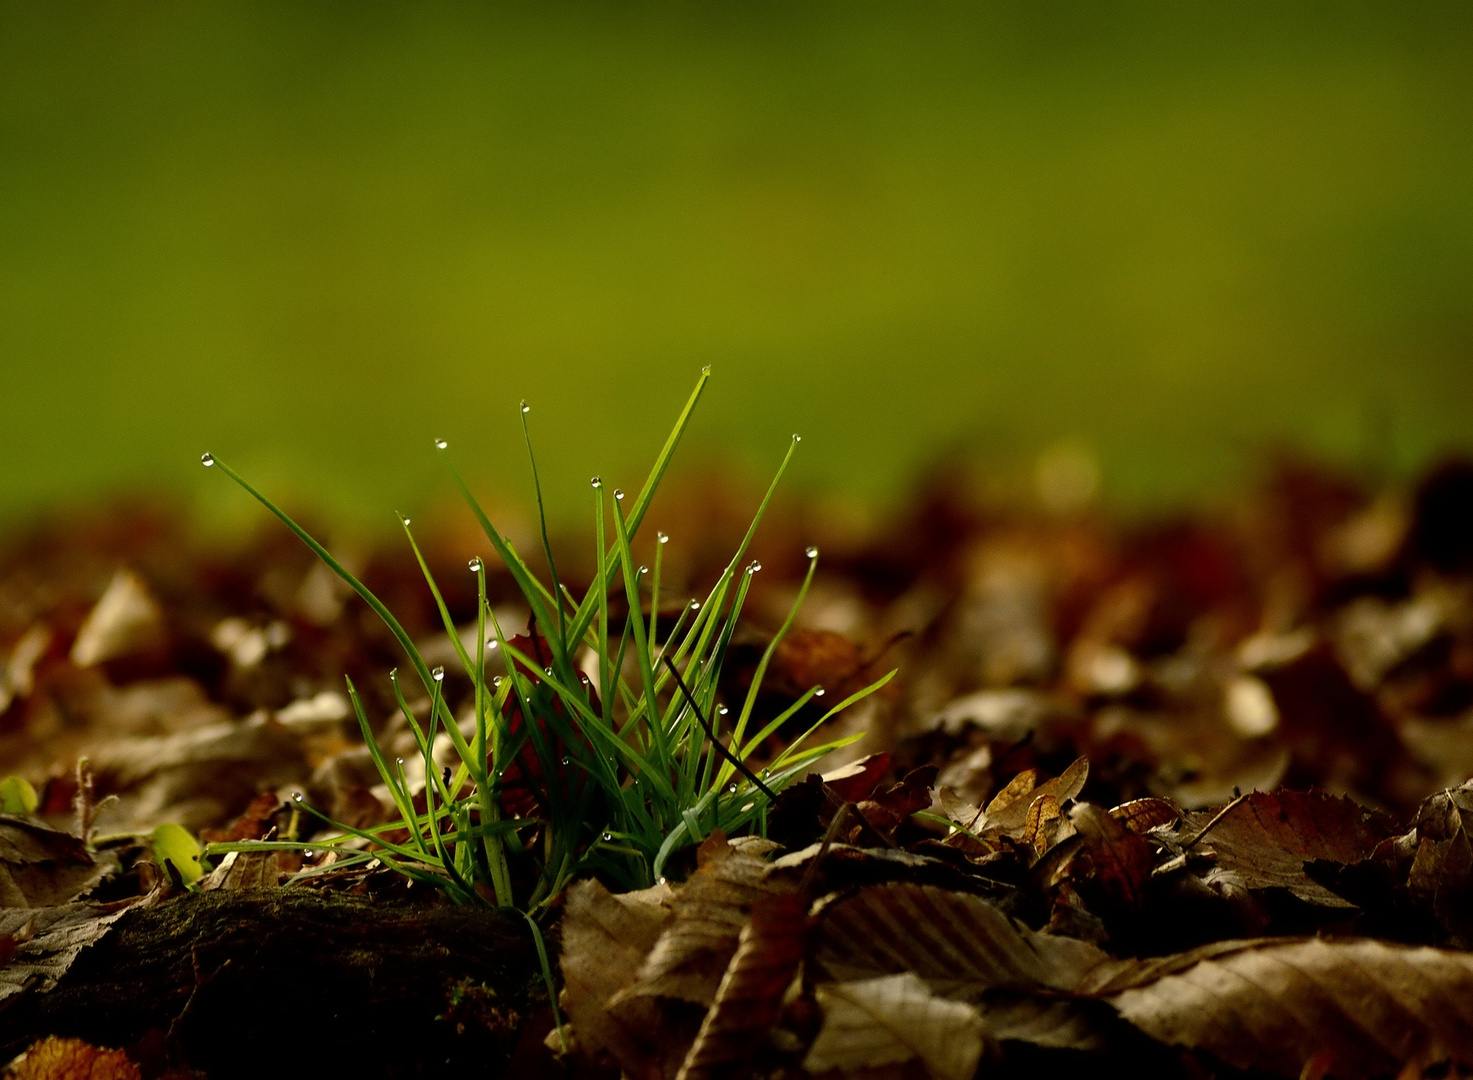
[202,371,892,912]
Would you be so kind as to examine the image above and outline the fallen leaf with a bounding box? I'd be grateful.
[619,831,792,1006]
[810,883,1109,998]
[4,1036,140,1080]
[69,570,164,668]
[820,753,892,804]
[985,757,1088,834]
[1064,802,1155,915]
[0,902,134,1003]
[0,817,110,908]
[803,972,985,1080]
[558,878,680,1077]
[1100,937,1473,1078]
[1187,789,1393,907]
[676,892,809,1080]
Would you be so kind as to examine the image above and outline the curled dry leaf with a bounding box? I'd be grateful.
[803,972,985,1080]
[1061,802,1155,916]
[1187,789,1394,907]
[1100,936,1473,1079]
[3,1036,140,1080]
[619,831,792,1006]
[558,878,678,1077]
[676,892,809,1080]
[1397,780,1473,945]
[985,756,1088,835]
[0,902,135,1003]
[0,817,111,909]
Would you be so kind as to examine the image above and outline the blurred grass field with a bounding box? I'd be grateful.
[1,3,1470,529]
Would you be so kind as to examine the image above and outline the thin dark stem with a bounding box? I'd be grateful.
[662,655,777,801]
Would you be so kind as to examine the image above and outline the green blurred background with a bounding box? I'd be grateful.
[2,3,1471,528]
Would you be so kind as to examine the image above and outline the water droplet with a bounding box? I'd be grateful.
[727,783,738,794]
[492,675,502,687]
[303,850,314,859]
[792,434,802,443]
[389,668,398,681]
[544,666,553,676]
[487,640,498,650]
[814,687,825,697]
[718,705,729,716]
[560,756,571,766]
[657,531,669,544]
[200,452,214,467]
[468,557,483,572]
[749,560,762,573]
[806,545,819,559]
[292,791,303,802]
[689,600,701,610]
[400,516,411,526]
[590,475,602,488]
[614,489,625,501]
[602,832,613,842]
[432,666,446,682]
[657,876,668,886]
[434,438,447,450]
[638,565,648,575]
[520,401,530,414]
[396,757,405,767]
[761,769,771,779]
[701,364,711,374]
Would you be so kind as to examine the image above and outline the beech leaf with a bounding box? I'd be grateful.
[803,972,985,1080]
[676,892,809,1080]
[1102,937,1473,1078]
[1186,789,1393,906]
[619,831,791,1006]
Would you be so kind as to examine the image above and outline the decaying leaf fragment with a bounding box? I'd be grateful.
[803,972,985,1080]
[1101,936,1473,1078]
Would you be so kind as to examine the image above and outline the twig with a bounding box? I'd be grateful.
[662,655,776,801]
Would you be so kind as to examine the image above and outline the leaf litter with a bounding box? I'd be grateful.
[1,455,1473,1075]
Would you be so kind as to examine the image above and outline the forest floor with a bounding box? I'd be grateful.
[2,456,1473,1079]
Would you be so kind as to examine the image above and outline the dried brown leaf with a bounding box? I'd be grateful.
[1109,798,1179,835]
[811,883,1110,998]
[821,753,892,805]
[68,570,164,668]
[676,892,808,1080]
[0,902,134,1003]
[620,831,792,1006]
[4,1036,141,1080]
[558,878,678,1077]
[987,757,1088,834]
[1066,802,1155,915]
[0,818,111,908]
[1102,937,1473,1078]
[1189,789,1393,907]
[803,972,985,1080]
